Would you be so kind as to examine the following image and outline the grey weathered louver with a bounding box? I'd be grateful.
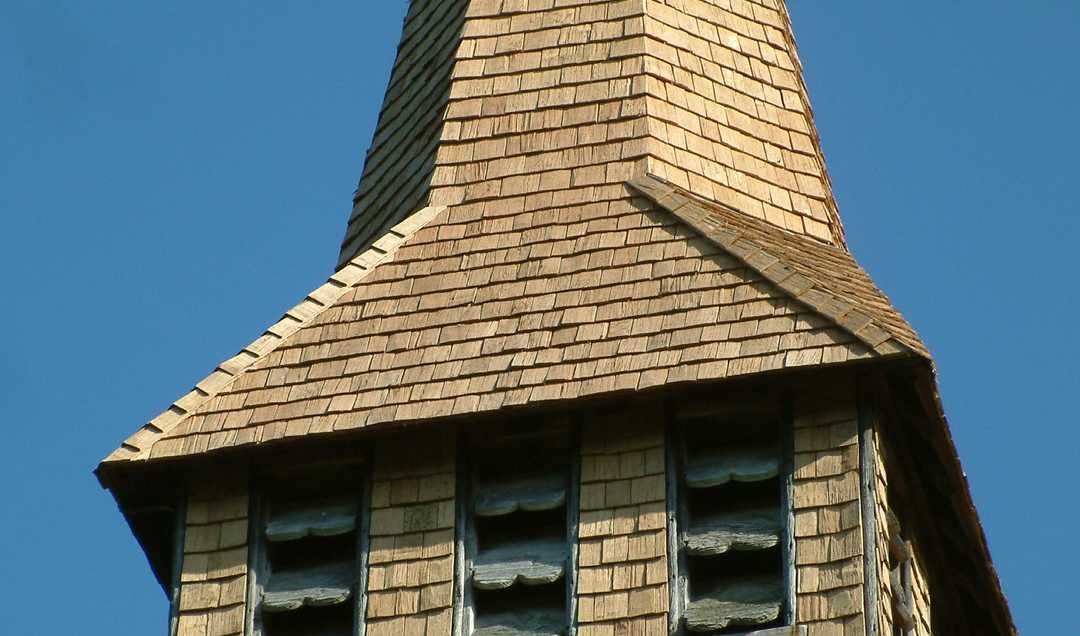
[683,507,783,557]
[473,606,566,636]
[677,417,787,634]
[684,447,781,489]
[474,474,567,518]
[265,501,358,542]
[468,434,572,636]
[683,576,785,632]
[255,488,363,636]
[261,562,354,612]
[472,539,566,590]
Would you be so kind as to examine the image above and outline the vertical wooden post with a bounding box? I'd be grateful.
[167,496,186,636]
[664,416,684,634]
[858,376,881,636]
[566,421,582,636]
[451,430,469,636]
[781,393,797,627]
[243,490,264,636]
[354,459,374,636]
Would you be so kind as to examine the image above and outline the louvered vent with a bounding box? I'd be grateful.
[466,431,573,636]
[675,412,787,634]
[254,465,366,636]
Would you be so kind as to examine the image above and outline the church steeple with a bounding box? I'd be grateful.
[98,2,1013,636]
[340,0,844,267]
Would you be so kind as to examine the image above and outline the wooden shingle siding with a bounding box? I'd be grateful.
[426,0,651,216]
[343,0,846,264]
[176,482,249,636]
[576,403,668,636]
[366,430,457,636]
[791,381,867,636]
[873,430,932,636]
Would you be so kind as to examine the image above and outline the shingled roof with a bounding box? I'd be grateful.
[98,0,938,481]
[629,175,928,357]
[100,171,926,465]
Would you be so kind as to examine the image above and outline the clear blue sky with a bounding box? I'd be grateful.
[1,1,1074,633]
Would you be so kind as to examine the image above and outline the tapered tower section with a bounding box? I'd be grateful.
[98,2,1013,636]
[342,0,843,267]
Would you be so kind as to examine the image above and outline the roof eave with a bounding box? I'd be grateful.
[95,204,448,470]
[909,360,1017,634]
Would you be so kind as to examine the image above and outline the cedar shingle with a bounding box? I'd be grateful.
[104,0,923,469]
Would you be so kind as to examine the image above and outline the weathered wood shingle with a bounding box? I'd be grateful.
[342,0,847,270]
[104,176,901,463]
[101,0,918,467]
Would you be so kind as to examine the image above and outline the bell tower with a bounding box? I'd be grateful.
[97,2,1014,636]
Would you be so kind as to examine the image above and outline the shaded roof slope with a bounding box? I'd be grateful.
[100,174,923,466]
[629,174,928,357]
[339,0,467,266]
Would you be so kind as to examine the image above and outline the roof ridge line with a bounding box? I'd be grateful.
[627,173,921,360]
[99,205,447,466]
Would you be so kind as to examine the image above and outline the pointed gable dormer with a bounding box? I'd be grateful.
[97,2,1014,635]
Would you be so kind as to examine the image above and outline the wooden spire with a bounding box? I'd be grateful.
[340,0,844,267]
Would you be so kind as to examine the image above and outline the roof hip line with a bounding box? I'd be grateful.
[627,172,927,360]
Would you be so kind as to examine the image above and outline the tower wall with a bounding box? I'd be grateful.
[576,403,669,635]
[366,431,457,636]
[791,381,867,636]
[168,375,881,636]
[175,478,249,636]
[340,0,470,265]
[873,429,933,636]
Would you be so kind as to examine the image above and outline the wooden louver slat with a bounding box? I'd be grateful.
[684,445,780,489]
[261,562,354,612]
[887,511,917,632]
[255,465,365,636]
[683,576,784,633]
[472,606,565,636]
[265,501,357,542]
[474,474,566,518]
[683,507,782,557]
[472,538,566,590]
